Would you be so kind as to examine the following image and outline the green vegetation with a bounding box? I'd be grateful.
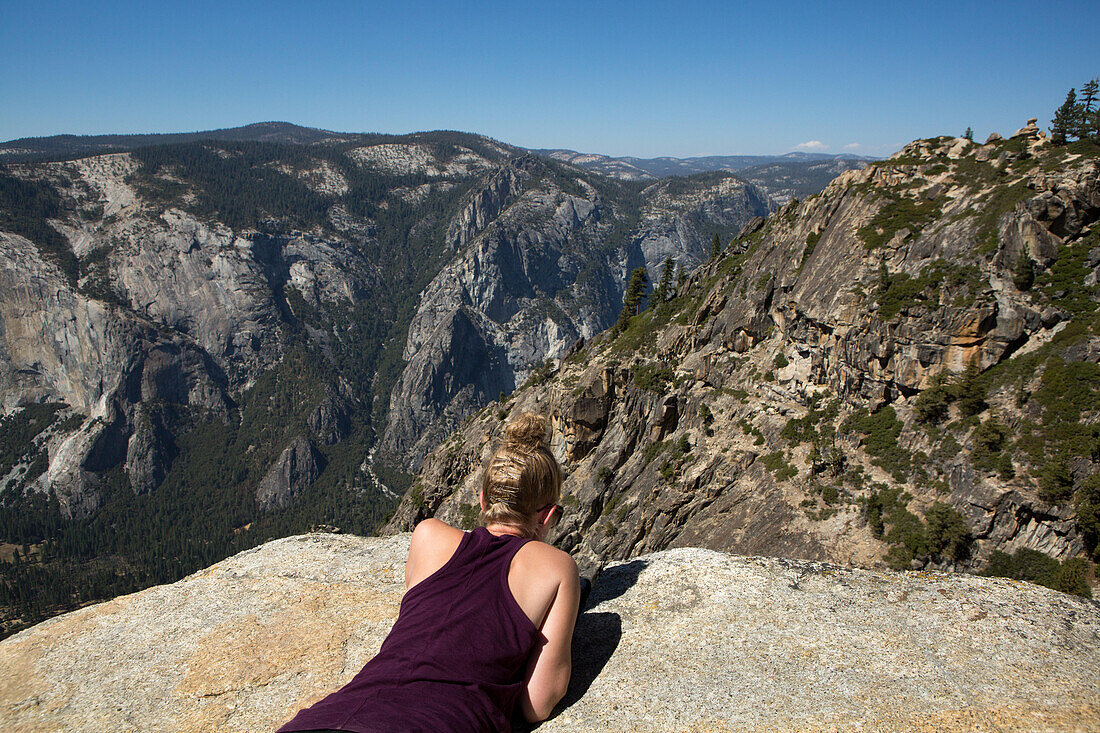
[864,488,972,569]
[698,403,714,436]
[761,451,797,481]
[652,256,675,304]
[982,548,1092,598]
[970,417,1014,479]
[1012,254,1035,291]
[131,142,332,231]
[0,170,78,286]
[1035,232,1100,325]
[914,373,954,424]
[658,434,693,484]
[954,362,988,418]
[1017,358,1100,489]
[643,440,668,466]
[795,231,821,275]
[0,404,69,480]
[875,259,986,321]
[739,418,765,446]
[973,180,1033,254]
[1050,79,1100,145]
[1076,474,1100,561]
[615,267,649,332]
[781,397,839,446]
[458,503,479,530]
[844,406,913,483]
[632,361,675,393]
[858,195,941,251]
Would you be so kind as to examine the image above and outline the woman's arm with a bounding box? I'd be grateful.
[517,551,581,722]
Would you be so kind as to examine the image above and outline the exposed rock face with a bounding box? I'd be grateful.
[0,533,1095,732]
[387,132,1100,581]
[381,157,772,469]
[0,136,772,518]
[255,437,322,511]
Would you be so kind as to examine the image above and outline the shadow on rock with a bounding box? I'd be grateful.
[516,611,623,731]
[586,558,648,608]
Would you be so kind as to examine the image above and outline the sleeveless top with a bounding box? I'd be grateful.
[277,527,540,733]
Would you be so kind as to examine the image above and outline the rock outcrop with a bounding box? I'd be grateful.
[386,130,1100,584]
[0,533,1096,732]
[255,437,322,511]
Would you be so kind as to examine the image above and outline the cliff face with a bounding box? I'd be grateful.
[382,158,773,469]
[0,137,771,517]
[386,127,1100,583]
[1,532,1095,732]
[0,132,774,635]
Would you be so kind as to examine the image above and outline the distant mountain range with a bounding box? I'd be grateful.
[529,148,877,180]
[0,122,876,206]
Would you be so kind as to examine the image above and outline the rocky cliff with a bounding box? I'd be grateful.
[0,130,772,635]
[386,124,1100,590]
[1,532,1095,732]
[382,159,773,468]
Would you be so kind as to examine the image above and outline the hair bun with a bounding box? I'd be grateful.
[503,413,547,450]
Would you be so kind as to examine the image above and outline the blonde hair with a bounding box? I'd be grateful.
[480,413,562,537]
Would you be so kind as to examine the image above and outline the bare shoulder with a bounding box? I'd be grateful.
[405,519,464,589]
[410,517,462,546]
[514,540,578,580]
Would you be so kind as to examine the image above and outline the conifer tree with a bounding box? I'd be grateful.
[676,263,687,290]
[1079,79,1099,140]
[711,233,721,259]
[653,256,675,304]
[615,266,649,331]
[1050,88,1080,145]
[964,127,973,141]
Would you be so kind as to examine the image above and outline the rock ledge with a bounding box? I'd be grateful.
[0,533,1097,732]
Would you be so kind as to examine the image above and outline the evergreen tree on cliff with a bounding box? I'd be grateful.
[710,232,721,259]
[1078,79,1099,141]
[653,256,675,305]
[616,266,649,331]
[1050,88,1080,145]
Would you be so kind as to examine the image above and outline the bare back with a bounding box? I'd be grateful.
[405,519,580,721]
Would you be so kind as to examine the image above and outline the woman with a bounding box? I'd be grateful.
[278,413,581,732]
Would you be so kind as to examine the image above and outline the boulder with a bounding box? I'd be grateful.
[1012,119,1041,139]
[0,533,1096,732]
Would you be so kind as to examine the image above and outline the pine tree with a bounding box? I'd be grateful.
[676,264,687,290]
[615,266,649,332]
[964,127,973,141]
[1079,79,1099,140]
[1050,88,1080,145]
[710,233,721,259]
[653,256,675,304]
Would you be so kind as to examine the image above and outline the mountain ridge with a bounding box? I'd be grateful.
[384,124,1100,595]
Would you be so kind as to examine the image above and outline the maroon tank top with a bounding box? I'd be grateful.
[277,527,540,733]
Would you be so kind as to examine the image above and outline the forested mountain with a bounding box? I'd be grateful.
[0,122,353,162]
[0,129,772,636]
[386,121,1099,600]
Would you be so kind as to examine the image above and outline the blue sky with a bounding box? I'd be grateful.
[2,0,1097,157]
